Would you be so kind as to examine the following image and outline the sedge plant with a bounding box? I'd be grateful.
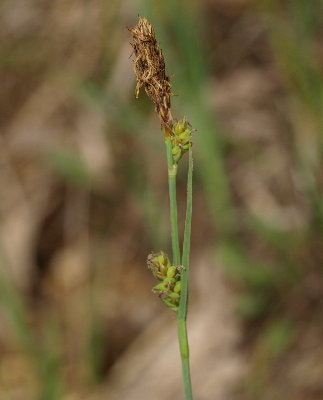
[129,17,194,399]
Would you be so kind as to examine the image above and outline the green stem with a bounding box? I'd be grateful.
[165,137,181,265]
[178,319,192,400]
[165,135,193,399]
[179,147,193,320]
[178,147,193,399]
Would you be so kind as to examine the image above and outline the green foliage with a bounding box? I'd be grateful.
[263,320,293,357]
[46,148,92,187]
[235,293,270,319]
[87,320,106,383]
[0,246,63,400]
[246,319,294,398]
[217,241,280,290]
[217,241,284,318]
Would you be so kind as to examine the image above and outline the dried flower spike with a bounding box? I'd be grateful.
[129,17,173,128]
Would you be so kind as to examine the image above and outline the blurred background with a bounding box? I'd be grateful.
[1,0,323,399]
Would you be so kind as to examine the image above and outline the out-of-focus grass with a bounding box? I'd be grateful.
[46,148,93,188]
[246,319,294,399]
[0,245,63,400]
[265,0,323,227]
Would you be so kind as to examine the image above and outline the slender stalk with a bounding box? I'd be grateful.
[178,319,192,400]
[165,136,193,399]
[165,137,181,265]
[178,147,193,399]
[179,147,193,319]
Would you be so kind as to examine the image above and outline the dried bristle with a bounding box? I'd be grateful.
[130,17,173,128]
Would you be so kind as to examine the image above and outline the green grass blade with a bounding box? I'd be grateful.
[177,147,193,399]
[179,147,193,320]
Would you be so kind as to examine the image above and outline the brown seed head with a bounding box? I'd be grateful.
[129,17,173,129]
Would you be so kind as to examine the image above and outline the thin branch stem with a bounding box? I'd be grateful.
[178,147,193,399]
[165,137,181,265]
[165,135,193,399]
[178,319,192,400]
[179,147,193,320]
